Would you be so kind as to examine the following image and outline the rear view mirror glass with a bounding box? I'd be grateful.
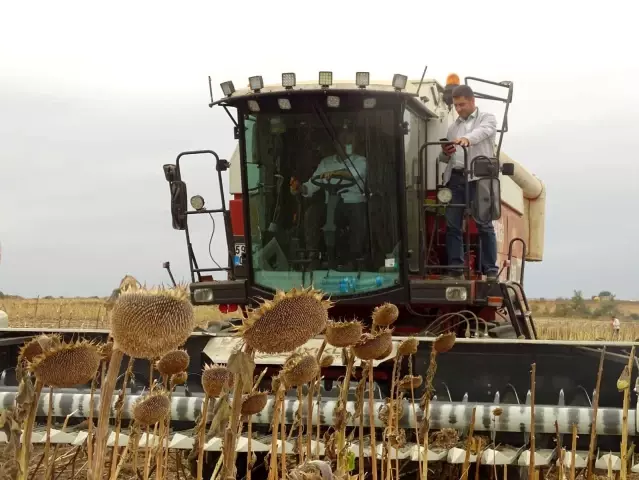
[472,177,501,223]
[170,180,188,230]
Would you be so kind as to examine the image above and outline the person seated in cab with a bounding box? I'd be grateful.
[290,128,368,271]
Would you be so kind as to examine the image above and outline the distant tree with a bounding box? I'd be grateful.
[598,290,615,298]
[570,290,591,316]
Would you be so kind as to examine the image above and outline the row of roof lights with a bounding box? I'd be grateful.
[246,96,377,113]
[219,72,409,97]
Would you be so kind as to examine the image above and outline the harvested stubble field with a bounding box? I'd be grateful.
[0,296,228,330]
[535,317,639,341]
[2,297,638,341]
[531,299,639,317]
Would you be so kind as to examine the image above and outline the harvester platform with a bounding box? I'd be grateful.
[1,324,638,477]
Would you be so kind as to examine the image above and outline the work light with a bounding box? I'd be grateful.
[319,71,333,88]
[356,72,370,88]
[248,100,260,112]
[327,95,340,108]
[220,81,235,97]
[190,195,205,211]
[249,76,264,92]
[278,98,291,110]
[437,188,453,204]
[392,74,408,91]
[282,72,296,88]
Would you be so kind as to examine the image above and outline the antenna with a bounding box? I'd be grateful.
[415,64,428,96]
[208,76,214,105]
[163,261,177,287]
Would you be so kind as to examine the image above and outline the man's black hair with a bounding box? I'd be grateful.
[452,84,474,98]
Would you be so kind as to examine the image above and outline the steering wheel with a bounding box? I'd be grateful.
[310,173,357,195]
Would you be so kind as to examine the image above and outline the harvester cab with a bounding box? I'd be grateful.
[163,70,542,341]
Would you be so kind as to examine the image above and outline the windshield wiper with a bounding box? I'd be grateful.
[311,102,367,197]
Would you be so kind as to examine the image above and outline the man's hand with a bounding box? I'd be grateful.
[453,137,470,147]
[290,177,300,194]
[441,142,456,156]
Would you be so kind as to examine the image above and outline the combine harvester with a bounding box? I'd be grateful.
[0,69,637,477]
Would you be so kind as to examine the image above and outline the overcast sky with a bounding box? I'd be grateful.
[1,0,637,300]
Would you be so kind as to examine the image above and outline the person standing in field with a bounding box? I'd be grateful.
[611,315,621,338]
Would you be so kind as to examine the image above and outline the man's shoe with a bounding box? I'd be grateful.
[486,272,499,281]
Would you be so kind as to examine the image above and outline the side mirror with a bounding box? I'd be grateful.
[472,177,501,223]
[501,162,515,176]
[163,164,179,182]
[471,156,500,178]
[216,158,231,172]
[170,180,188,230]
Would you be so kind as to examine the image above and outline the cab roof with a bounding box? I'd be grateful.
[209,77,447,117]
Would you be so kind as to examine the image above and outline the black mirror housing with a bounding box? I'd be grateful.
[216,158,231,172]
[170,180,188,230]
[471,156,500,178]
[472,177,501,223]
[501,162,515,176]
[163,164,179,182]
